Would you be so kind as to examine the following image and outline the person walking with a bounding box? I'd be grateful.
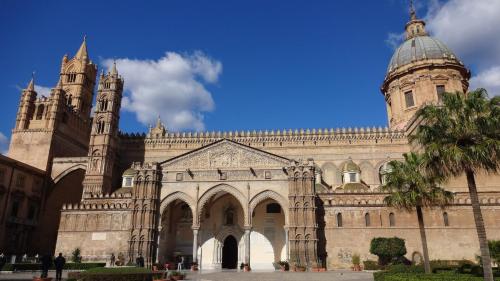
[110,253,115,267]
[40,254,52,278]
[54,253,66,281]
[177,256,184,271]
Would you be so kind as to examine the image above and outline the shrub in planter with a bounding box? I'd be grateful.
[370,237,407,266]
[363,260,381,270]
[352,254,361,271]
[386,264,424,274]
[278,261,289,271]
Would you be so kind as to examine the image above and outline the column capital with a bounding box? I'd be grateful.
[243,225,252,231]
[191,225,200,231]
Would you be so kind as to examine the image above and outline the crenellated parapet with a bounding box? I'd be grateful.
[119,126,407,152]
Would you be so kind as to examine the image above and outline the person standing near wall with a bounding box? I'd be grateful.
[54,253,66,281]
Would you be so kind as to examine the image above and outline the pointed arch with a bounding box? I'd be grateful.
[159,191,196,219]
[248,190,289,226]
[197,184,247,226]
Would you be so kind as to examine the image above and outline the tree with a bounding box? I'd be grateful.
[381,152,453,273]
[410,89,500,281]
[489,240,500,267]
[370,237,407,266]
[71,248,82,263]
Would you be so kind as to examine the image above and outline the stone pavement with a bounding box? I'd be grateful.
[0,270,374,281]
[191,270,374,281]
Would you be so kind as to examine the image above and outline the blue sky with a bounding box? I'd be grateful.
[1,0,499,151]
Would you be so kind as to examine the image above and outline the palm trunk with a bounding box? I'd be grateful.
[416,206,431,274]
[466,168,494,281]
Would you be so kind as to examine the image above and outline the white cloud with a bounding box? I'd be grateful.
[0,132,9,155]
[469,66,500,96]
[424,0,500,95]
[385,32,405,50]
[35,85,52,97]
[103,51,222,131]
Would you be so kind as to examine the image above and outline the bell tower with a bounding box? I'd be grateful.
[8,38,97,171]
[60,36,97,117]
[82,62,124,196]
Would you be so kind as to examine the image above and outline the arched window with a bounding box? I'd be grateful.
[96,120,105,134]
[389,212,395,227]
[443,212,449,227]
[35,104,44,120]
[365,213,371,227]
[337,213,343,227]
[67,73,77,83]
[266,203,281,213]
[67,95,73,106]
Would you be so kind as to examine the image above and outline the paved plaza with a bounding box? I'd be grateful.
[0,270,374,281]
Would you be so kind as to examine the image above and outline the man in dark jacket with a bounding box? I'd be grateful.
[40,254,52,278]
[54,253,66,281]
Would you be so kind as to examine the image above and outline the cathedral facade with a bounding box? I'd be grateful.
[2,10,499,270]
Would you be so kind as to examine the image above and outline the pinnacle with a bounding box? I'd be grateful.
[110,60,118,75]
[75,35,88,60]
[26,73,35,91]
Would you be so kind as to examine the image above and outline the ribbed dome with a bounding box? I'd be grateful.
[387,36,458,74]
[342,160,361,173]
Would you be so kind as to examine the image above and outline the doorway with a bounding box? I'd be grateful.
[222,235,238,269]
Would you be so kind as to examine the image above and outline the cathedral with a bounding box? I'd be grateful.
[0,8,499,270]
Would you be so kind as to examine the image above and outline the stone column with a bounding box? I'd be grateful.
[156,226,162,263]
[244,227,251,265]
[284,226,290,261]
[192,227,199,263]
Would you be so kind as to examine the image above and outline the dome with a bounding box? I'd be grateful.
[122,168,136,176]
[387,36,458,74]
[342,159,361,173]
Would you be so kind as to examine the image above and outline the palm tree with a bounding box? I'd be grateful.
[381,152,453,274]
[410,89,500,281]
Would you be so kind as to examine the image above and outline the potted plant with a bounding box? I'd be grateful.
[352,254,361,271]
[191,261,198,271]
[294,263,306,272]
[278,260,289,271]
[170,271,185,281]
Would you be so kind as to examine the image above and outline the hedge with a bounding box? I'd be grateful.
[68,267,162,281]
[0,262,106,271]
[373,272,500,281]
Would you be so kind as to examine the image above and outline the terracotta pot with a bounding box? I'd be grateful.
[191,264,198,271]
[243,265,251,272]
[171,275,184,281]
[33,278,53,281]
[280,265,285,271]
[297,267,306,272]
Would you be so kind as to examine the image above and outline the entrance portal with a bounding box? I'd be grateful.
[222,235,238,269]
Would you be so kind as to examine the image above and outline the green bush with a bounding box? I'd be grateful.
[71,248,82,263]
[6,262,106,271]
[490,240,500,266]
[386,264,425,274]
[363,260,382,270]
[370,237,407,266]
[68,267,159,281]
[0,263,14,271]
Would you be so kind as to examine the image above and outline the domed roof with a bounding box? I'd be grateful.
[122,168,136,176]
[387,36,458,74]
[342,159,361,173]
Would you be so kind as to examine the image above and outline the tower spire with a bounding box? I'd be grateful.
[75,35,88,60]
[27,72,35,91]
[409,0,416,20]
[110,59,118,75]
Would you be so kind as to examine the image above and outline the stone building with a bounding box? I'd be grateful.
[3,8,500,269]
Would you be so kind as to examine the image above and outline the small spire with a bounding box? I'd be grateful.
[27,72,35,91]
[75,35,88,60]
[156,115,162,128]
[409,0,416,20]
[110,59,118,75]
